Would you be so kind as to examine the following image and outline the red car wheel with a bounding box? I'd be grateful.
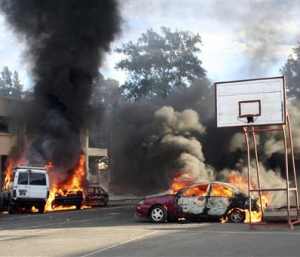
[150,205,167,223]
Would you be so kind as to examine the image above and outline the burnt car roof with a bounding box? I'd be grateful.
[179,181,241,193]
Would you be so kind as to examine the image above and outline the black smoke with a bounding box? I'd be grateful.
[110,79,221,194]
[0,0,120,171]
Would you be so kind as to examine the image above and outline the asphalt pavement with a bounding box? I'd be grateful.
[0,204,300,257]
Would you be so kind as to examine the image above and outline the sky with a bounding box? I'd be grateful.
[0,0,300,88]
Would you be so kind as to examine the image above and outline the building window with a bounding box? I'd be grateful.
[0,116,9,133]
[88,123,108,148]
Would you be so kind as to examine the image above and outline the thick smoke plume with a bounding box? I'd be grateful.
[110,79,216,194]
[0,0,120,171]
[264,101,300,157]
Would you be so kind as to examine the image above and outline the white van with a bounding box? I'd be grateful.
[8,166,49,214]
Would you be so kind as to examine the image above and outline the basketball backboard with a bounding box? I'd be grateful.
[215,76,286,128]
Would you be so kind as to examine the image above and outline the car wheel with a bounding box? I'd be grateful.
[228,209,245,223]
[8,204,16,214]
[150,205,167,223]
[76,204,81,210]
[103,199,108,207]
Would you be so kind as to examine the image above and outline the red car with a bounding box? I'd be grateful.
[135,181,258,223]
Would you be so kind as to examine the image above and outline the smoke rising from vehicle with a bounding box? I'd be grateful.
[110,99,215,194]
[264,101,300,157]
[0,0,120,172]
[220,161,287,208]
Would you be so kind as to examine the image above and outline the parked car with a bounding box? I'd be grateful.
[51,190,83,210]
[84,185,109,207]
[135,181,258,223]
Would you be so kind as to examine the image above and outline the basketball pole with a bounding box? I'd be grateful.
[251,126,265,220]
[286,114,300,217]
[243,127,252,225]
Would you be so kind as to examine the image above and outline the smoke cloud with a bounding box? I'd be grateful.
[110,101,214,194]
[264,101,300,157]
[212,0,299,76]
[0,0,120,171]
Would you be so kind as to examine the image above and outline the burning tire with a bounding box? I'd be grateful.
[227,208,245,223]
[149,205,167,223]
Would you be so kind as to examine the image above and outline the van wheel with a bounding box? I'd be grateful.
[8,204,16,214]
[38,204,45,214]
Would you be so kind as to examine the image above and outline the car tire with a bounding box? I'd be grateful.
[227,208,245,223]
[149,205,167,223]
[8,204,16,214]
[76,204,81,210]
[103,199,108,207]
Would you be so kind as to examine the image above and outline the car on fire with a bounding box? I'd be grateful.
[135,181,258,223]
[51,190,83,210]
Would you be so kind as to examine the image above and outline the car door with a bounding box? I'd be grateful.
[177,184,209,215]
[206,183,234,216]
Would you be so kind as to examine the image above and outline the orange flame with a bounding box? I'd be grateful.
[2,159,14,191]
[227,171,270,223]
[45,154,87,212]
[2,158,27,191]
[170,172,194,193]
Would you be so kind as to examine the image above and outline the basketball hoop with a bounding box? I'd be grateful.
[215,76,286,127]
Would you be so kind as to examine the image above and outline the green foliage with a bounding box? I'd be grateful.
[116,27,206,101]
[0,66,23,98]
[282,45,300,99]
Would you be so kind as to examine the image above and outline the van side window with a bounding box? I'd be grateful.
[18,172,28,185]
[29,173,46,186]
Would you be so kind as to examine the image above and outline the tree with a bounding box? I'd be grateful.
[116,27,206,101]
[0,66,23,98]
[282,45,300,99]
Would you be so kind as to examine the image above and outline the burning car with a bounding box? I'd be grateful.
[51,190,83,210]
[135,181,258,223]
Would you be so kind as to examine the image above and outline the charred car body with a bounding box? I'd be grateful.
[135,181,258,223]
[51,185,109,209]
[51,190,83,210]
